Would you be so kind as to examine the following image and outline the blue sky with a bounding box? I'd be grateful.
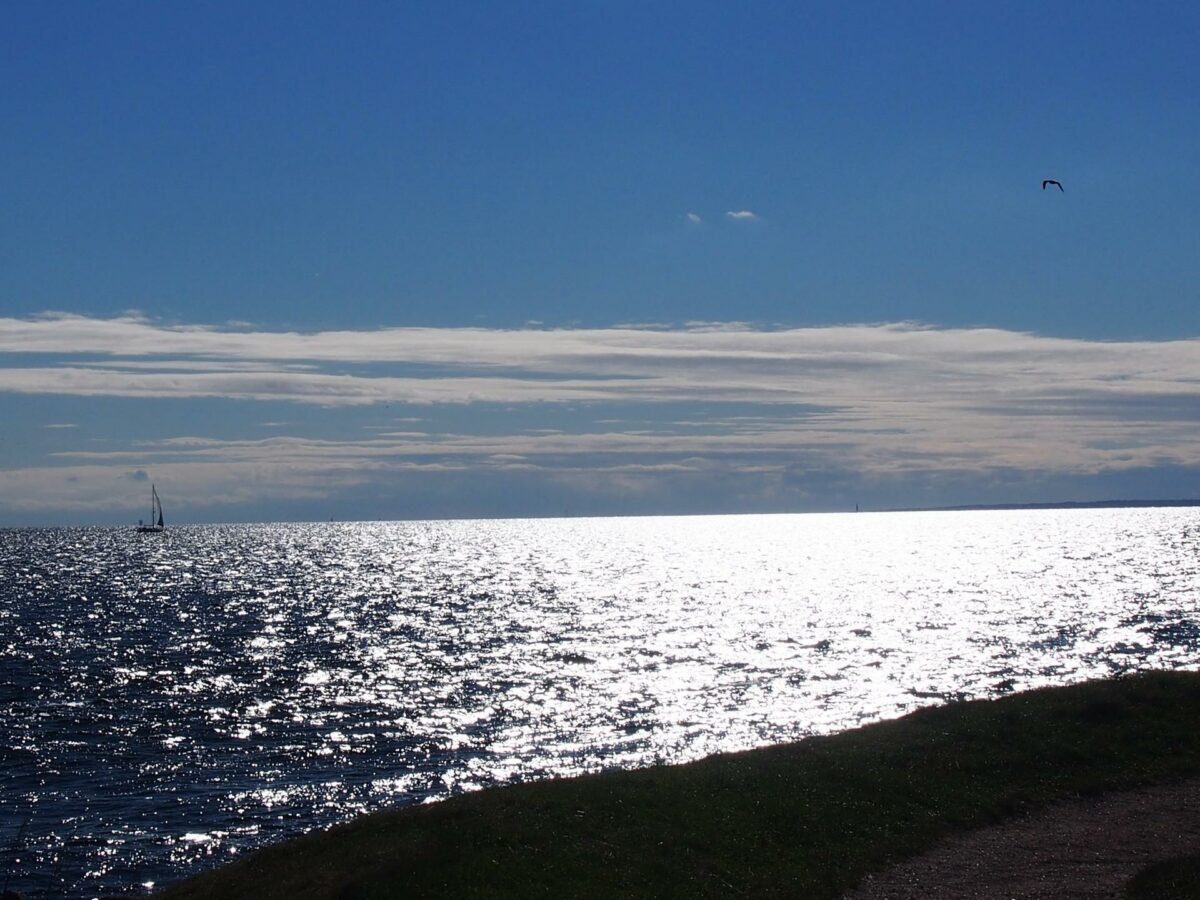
[1,2,1198,523]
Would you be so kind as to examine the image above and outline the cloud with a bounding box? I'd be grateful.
[725,210,758,220]
[3,313,1200,516]
[686,212,703,224]
[3,314,1200,418]
[43,423,77,429]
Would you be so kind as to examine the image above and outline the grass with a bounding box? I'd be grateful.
[1126,854,1200,899]
[160,670,1200,899]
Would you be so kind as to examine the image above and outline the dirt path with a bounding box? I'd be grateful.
[844,778,1200,899]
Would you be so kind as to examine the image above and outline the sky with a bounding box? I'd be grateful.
[1,1,1198,524]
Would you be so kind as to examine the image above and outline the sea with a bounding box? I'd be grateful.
[1,508,1198,897]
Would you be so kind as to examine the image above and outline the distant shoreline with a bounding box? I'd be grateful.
[881,498,1200,513]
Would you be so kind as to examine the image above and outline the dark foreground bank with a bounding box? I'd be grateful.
[158,671,1200,899]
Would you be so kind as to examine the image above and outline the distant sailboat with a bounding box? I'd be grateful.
[136,484,165,533]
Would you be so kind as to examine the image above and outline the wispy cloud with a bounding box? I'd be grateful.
[725,210,758,220]
[2,313,1200,515]
[686,212,703,224]
[2,313,1200,415]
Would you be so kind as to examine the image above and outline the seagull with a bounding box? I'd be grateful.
[1042,179,1064,191]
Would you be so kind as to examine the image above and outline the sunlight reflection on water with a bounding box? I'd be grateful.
[1,508,1198,894]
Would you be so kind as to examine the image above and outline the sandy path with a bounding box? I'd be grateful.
[844,778,1200,899]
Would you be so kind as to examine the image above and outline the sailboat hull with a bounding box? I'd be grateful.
[136,525,165,533]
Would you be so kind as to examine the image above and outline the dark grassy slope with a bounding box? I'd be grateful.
[160,671,1200,899]
[1126,853,1200,899]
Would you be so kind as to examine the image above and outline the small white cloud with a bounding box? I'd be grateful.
[726,210,758,221]
[44,423,78,429]
[686,212,703,224]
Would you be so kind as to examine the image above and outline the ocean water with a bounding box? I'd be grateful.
[1,508,1198,896]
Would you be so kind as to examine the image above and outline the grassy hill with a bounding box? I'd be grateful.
[159,670,1200,898]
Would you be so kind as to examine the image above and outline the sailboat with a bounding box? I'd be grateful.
[136,484,165,533]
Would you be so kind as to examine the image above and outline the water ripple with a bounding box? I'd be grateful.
[1,509,1198,895]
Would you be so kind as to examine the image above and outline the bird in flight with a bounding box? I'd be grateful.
[1042,179,1064,191]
